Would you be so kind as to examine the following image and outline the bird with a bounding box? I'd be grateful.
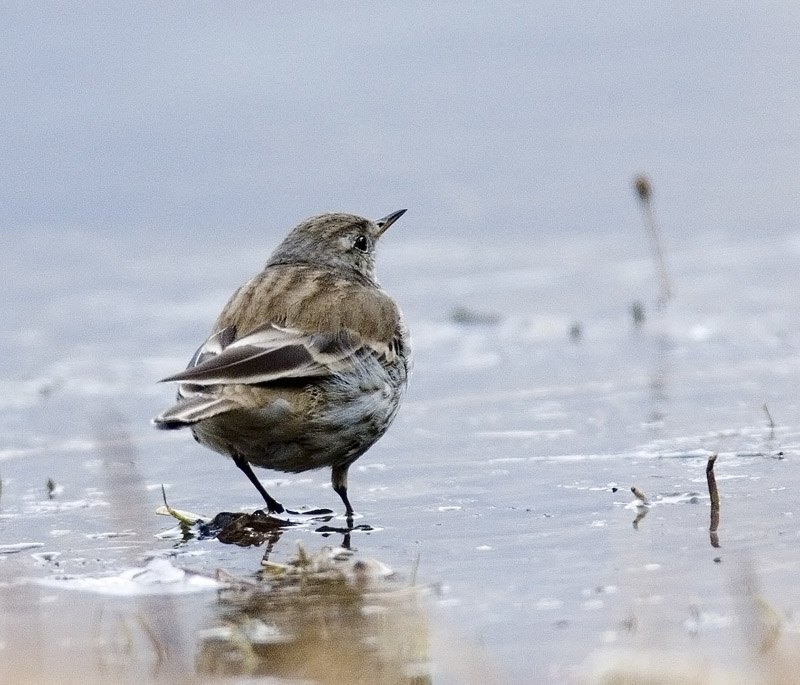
[153,210,411,518]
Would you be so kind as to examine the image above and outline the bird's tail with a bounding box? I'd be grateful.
[152,395,237,430]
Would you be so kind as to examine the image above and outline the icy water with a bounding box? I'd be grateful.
[2,224,800,684]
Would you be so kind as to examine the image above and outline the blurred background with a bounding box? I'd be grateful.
[2,4,800,683]
[4,3,798,240]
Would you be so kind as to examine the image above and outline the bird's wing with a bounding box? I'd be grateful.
[183,325,237,369]
[158,323,364,386]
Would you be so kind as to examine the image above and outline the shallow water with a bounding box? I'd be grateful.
[3,223,800,683]
[4,4,800,683]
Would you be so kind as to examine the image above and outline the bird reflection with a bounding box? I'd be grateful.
[196,542,432,684]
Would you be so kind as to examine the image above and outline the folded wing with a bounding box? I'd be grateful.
[159,323,364,386]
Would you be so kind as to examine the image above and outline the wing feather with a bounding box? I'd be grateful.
[153,394,239,429]
[159,323,365,386]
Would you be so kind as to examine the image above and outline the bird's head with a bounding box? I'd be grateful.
[266,210,407,283]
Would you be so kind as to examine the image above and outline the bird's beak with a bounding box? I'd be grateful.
[375,209,407,236]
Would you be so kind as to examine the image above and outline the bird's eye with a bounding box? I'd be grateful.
[353,235,370,252]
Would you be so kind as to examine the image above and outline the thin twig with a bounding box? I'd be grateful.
[409,552,421,587]
[634,174,673,306]
[706,454,720,548]
[762,403,775,440]
[631,486,649,505]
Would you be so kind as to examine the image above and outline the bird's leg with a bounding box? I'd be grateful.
[232,454,284,514]
[331,464,355,519]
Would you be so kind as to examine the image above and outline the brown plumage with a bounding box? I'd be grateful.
[153,211,411,517]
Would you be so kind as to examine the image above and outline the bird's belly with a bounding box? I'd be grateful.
[191,370,406,474]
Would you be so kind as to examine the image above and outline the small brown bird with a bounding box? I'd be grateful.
[153,211,411,517]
